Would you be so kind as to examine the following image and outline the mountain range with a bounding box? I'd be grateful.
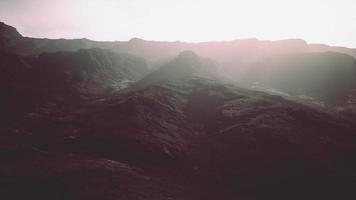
[1,22,356,200]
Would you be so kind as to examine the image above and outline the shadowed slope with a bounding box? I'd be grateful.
[8,77,355,200]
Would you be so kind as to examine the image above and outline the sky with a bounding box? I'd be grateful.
[1,0,356,47]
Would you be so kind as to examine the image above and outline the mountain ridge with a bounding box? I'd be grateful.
[1,22,355,57]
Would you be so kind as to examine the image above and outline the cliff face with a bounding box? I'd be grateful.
[0,22,22,50]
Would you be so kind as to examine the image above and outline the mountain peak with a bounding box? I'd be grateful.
[129,37,146,44]
[274,38,308,48]
[176,51,199,60]
[0,22,22,38]
[137,51,218,86]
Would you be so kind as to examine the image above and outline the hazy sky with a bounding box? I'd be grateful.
[1,0,356,47]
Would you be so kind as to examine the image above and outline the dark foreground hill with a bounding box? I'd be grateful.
[2,75,356,199]
[0,147,192,200]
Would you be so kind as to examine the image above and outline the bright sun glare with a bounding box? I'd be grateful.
[1,0,356,47]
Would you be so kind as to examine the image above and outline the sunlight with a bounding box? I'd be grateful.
[0,0,355,46]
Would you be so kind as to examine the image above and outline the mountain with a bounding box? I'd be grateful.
[0,22,22,48]
[33,48,149,95]
[0,48,149,123]
[243,52,356,107]
[1,21,356,68]
[2,22,356,200]
[137,51,219,86]
[2,76,356,200]
[310,44,356,58]
[0,22,120,55]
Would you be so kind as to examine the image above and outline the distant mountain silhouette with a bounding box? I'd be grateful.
[243,52,356,106]
[310,44,356,58]
[1,21,355,61]
[0,22,120,55]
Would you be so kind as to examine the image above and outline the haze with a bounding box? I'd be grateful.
[1,0,356,47]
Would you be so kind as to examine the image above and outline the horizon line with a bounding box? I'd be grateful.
[3,21,356,49]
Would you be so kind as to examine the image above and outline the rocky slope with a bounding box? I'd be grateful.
[2,75,356,199]
[1,48,148,97]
